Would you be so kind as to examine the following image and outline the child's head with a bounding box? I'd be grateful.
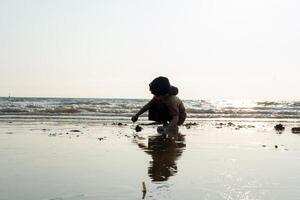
[149,76,178,97]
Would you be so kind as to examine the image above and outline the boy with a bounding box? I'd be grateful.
[131,76,186,131]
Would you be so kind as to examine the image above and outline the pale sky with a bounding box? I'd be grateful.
[0,0,300,100]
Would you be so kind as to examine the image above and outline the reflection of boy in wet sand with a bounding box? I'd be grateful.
[134,133,186,182]
[132,77,186,132]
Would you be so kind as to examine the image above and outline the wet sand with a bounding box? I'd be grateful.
[1,120,300,200]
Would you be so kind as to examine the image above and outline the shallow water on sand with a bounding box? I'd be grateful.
[1,120,300,200]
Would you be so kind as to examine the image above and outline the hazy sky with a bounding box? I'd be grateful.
[1,0,300,100]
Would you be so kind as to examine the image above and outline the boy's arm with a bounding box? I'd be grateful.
[132,99,153,122]
[165,97,180,127]
[136,101,152,116]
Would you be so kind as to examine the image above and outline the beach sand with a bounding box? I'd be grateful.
[1,119,300,200]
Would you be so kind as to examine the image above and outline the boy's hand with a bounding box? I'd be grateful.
[157,126,166,133]
[131,115,138,122]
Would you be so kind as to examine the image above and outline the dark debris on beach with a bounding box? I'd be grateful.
[291,127,300,134]
[70,129,81,133]
[184,122,198,129]
[215,122,255,129]
[274,124,285,131]
[135,125,143,132]
[112,122,128,126]
[97,137,107,141]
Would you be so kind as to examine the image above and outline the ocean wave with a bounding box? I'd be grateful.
[0,97,299,119]
[185,108,215,114]
[43,107,81,114]
[256,101,283,106]
[0,108,29,113]
[290,101,300,107]
[60,101,112,106]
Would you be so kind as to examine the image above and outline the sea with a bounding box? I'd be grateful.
[0,97,299,122]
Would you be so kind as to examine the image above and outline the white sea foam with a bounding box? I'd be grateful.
[0,97,299,120]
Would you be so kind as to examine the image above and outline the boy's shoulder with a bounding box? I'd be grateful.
[164,95,182,104]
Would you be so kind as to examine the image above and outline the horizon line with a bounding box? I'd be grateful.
[0,95,299,102]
